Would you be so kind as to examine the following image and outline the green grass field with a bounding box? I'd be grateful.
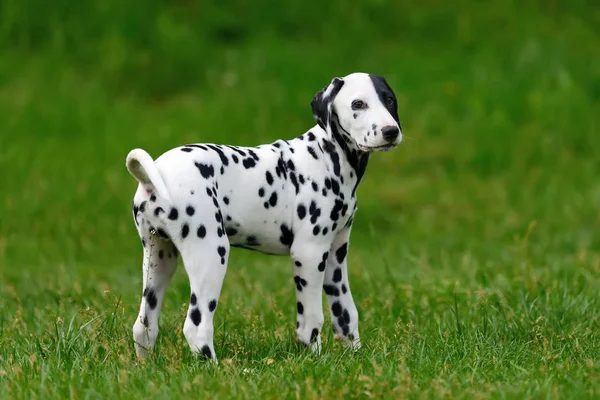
[1,1,599,398]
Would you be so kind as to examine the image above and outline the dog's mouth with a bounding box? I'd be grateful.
[358,143,397,152]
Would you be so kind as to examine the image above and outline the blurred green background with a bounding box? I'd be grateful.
[0,0,599,398]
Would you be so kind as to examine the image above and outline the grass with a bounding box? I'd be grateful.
[0,1,599,398]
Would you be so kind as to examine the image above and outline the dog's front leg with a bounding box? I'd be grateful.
[324,226,361,350]
[290,242,331,353]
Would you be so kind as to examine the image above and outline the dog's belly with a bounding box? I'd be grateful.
[225,219,291,255]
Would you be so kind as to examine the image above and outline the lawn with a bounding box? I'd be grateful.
[0,1,599,398]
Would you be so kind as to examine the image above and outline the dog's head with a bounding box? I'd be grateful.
[311,72,402,152]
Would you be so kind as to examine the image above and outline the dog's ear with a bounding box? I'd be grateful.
[311,77,345,132]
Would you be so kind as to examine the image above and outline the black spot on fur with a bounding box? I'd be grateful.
[190,308,201,326]
[156,228,169,239]
[139,201,147,213]
[290,172,300,194]
[195,162,215,179]
[294,276,307,291]
[190,293,197,305]
[150,194,156,202]
[318,251,329,271]
[246,235,260,246]
[297,204,306,220]
[279,224,294,247]
[295,261,302,267]
[258,187,265,197]
[197,225,207,238]
[168,208,179,220]
[343,325,350,335]
[323,284,340,296]
[330,200,344,221]
[331,301,342,317]
[286,159,296,171]
[312,182,318,191]
[342,284,348,294]
[322,227,329,235]
[158,250,164,259]
[144,288,158,310]
[206,144,229,166]
[232,154,239,163]
[266,171,274,185]
[333,268,342,282]
[313,225,321,235]
[154,207,164,216]
[217,246,226,257]
[307,146,319,160]
[223,196,229,205]
[307,132,316,141]
[297,302,304,314]
[143,315,149,327]
[202,345,212,359]
[181,223,190,238]
[343,309,350,324]
[336,243,348,264]
[310,328,319,342]
[243,158,256,168]
[324,178,331,189]
[208,299,217,312]
[226,227,238,236]
[181,147,193,153]
[269,192,278,207]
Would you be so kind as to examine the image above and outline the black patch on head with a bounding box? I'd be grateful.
[154,207,164,217]
[201,345,212,360]
[323,284,340,296]
[195,162,215,179]
[369,74,400,125]
[208,299,217,312]
[311,77,345,131]
[168,208,179,220]
[190,293,197,305]
[336,243,348,264]
[150,194,156,202]
[297,302,304,314]
[139,201,146,213]
[279,224,294,247]
[226,227,238,236]
[197,225,207,238]
[333,268,342,282]
[266,171,274,185]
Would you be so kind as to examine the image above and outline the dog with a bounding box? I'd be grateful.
[126,72,402,362]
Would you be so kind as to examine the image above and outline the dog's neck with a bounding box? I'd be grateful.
[310,117,370,198]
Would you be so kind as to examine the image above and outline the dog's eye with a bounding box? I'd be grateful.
[352,100,366,110]
[386,97,394,106]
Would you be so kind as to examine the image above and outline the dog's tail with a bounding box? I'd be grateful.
[126,149,172,203]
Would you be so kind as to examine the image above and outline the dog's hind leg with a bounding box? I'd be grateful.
[131,218,178,359]
[178,225,229,363]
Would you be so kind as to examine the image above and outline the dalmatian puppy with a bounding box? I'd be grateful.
[126,72,402,362]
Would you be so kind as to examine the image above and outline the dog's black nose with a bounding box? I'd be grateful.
[381,126,400,142]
